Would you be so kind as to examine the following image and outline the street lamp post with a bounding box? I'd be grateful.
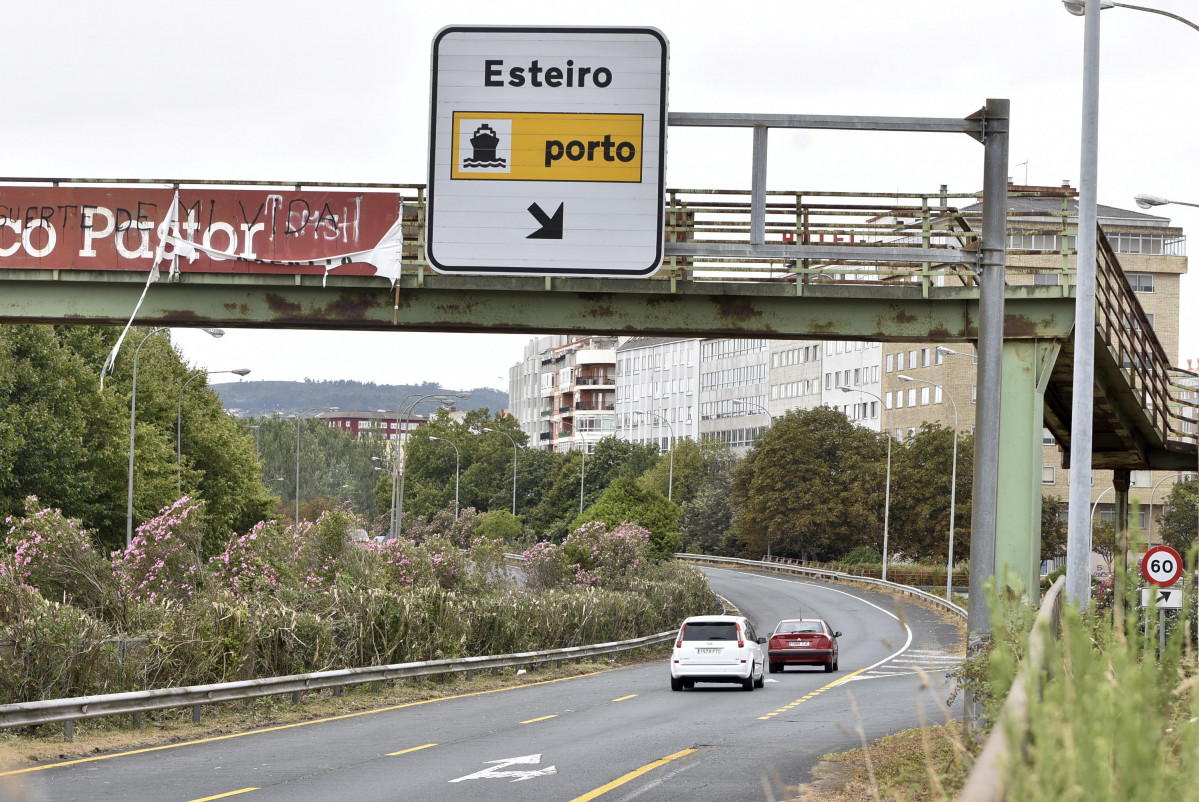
[578,441,587,515]
[428,436,461,520]
[633,410,675,502]
[394,392,469,537]
[838,386,891,581]
[177,368,250,490]
[899,374,959,598]
[1147,472,1184,546]
[126,326,224,548]
[295,406,338,524]
[483,427,518,515]
[1060,0,1199,605]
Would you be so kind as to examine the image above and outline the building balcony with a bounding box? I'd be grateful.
[539,431,553,441]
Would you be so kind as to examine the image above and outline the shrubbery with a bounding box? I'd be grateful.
[0,498,717,704]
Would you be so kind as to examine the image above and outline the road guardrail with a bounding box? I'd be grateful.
[677,553,968,620]
[0,631,674,740]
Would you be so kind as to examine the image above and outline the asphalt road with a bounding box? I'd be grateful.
[4,566,964,802]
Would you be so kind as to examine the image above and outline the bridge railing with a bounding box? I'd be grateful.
[1094,228,1198,448]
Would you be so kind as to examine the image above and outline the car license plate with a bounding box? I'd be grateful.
[697,648,721,654]
[790,641,811,647]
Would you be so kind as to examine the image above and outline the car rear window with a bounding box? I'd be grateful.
[682,622,739,641]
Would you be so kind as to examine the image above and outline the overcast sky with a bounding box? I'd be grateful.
[9,0,1199,389]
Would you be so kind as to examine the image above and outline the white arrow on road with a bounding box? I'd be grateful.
[449,753,558,783]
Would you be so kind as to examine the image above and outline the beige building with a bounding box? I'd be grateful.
[881,184,1190,560]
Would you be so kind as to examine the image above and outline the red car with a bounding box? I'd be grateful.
[767,618,841,673]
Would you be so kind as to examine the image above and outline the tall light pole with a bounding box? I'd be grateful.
[483,427,519,515]
[633,410,675,502]
[177,368,250,490]
[295,406,338,524]
[428,436,461,520]
[1060,0,1199,605]
[1147,472,1184,546]
[126,326,224,548]
[578,441,588,515]
[394,392,469,537]
[839,386,891,581]
[899,374,959,598]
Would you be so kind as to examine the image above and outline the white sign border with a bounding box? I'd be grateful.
[425,25,668,278]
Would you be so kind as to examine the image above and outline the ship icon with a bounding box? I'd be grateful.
[463,124,507,168]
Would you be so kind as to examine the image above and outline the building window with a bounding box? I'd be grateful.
[886,353,895,372]
[1042,466,1055,484]
[908,389,917,407]
[1043,427,1056,446]
[1126,273,1155,293]
[921,387,930,405]
[897,352,905,372]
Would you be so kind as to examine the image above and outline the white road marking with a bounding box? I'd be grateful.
[448,753,558,783]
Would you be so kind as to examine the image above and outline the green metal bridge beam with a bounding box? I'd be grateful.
[0,271,1078,341]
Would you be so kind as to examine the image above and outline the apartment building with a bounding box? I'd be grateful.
[510,334,618,453]
[615,337,701,450]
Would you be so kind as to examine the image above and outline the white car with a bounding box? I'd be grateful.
[670,614,766,691]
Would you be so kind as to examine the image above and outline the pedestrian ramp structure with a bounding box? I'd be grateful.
[1,102,1194,625]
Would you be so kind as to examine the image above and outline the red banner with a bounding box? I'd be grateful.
[0,187,403,276]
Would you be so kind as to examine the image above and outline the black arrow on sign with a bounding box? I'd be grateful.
[1160,590,1174,603]
[526,202,564,239]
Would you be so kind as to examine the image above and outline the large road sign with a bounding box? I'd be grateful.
[427,26,668,277]
[1141,544,1183,587]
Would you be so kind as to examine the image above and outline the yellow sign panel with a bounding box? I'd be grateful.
[451,112,643,182]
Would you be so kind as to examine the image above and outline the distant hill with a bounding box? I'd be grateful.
[211,379,508,418]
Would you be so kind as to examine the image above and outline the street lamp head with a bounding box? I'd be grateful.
[429,436,444,442]
[1062,0,1114,15]
[897,374,915,382]
[836,385,853,393]
[231,368,251,377]
[202,328,225,338]
[1134,193,1170,209]
[454,392,471,400]
[482,427,496,433]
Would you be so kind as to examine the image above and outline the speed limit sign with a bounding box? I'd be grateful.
[1141,545,1184,587]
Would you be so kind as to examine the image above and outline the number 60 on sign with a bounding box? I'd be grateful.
[1141,544,1183,587]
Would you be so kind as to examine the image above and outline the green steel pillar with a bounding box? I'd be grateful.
[996,339,1061,599]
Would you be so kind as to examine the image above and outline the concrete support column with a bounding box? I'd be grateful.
[995,340,1060,599]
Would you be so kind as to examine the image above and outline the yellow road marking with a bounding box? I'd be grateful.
[611,695,637,702]
[570,749,697,801]
[0,671,598,777]
[759,667,871,720]
[387,743,437,756]
[187,789,259,802]
[520,714,558,724]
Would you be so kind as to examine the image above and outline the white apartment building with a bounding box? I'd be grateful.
[615,337,701,450]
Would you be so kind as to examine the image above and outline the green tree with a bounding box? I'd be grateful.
[571,475,680,559]
[679,468,734,554]
[639,437,715,506]
[1157,478,1197,557]
[887,423,974,563]
[731,406,880,561]
[1041,494,1068,562]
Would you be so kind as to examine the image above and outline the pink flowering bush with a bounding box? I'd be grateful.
[111,497,205,605]
[521,540,569,590]
[561,521,651,588]
[469,534,511,588]
[363,537,435,590]
[2,496,114,611]
[208,519,305,599]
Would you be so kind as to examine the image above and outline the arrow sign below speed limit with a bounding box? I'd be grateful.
[1141,545,1184,587]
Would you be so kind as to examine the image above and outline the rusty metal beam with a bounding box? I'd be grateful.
[0,270,1077,341]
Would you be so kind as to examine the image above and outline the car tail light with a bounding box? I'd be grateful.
[736,623,745,648]
[676,623,686,649]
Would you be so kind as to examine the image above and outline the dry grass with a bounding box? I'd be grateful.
[791,721,971,802]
